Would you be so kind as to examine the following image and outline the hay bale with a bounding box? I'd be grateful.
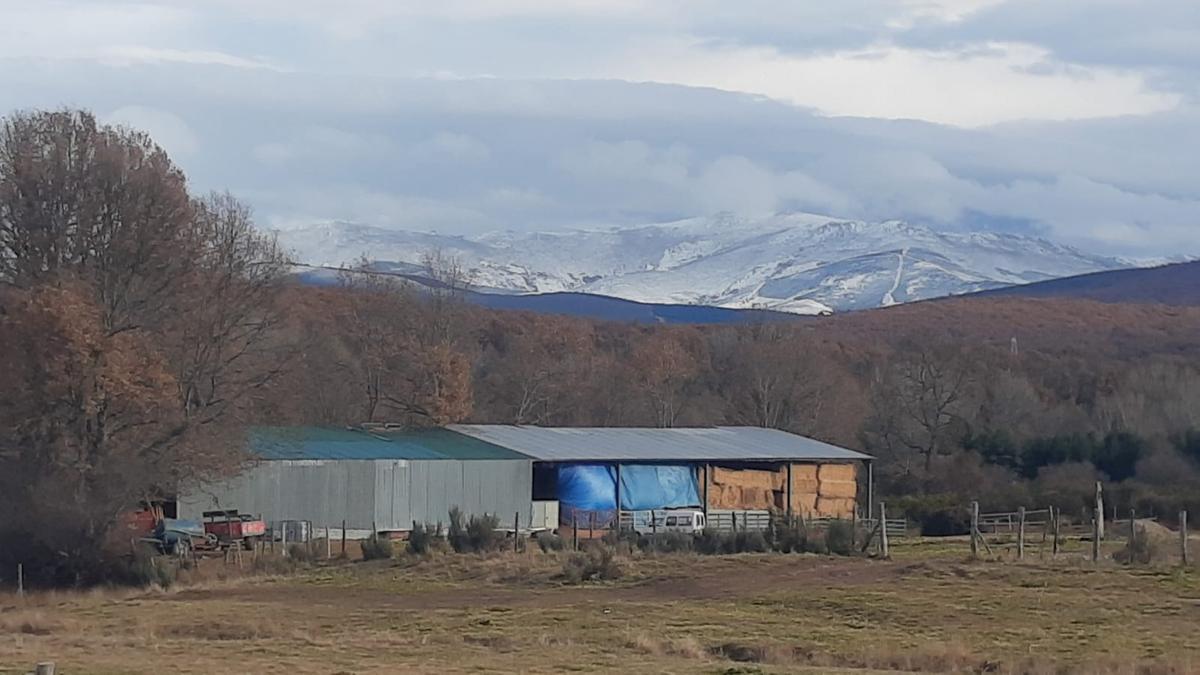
[791,478,820,494]
[791,493,818,514]
[816,497,856,519]
[818,479,857,499]
[818,464,856,482]
[791,464,819,481]
[711,467,775,490]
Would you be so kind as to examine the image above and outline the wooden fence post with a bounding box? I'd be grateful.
[1095,481,1105,541]
[571,512,579,551]
[514,511,520,553]
[16,563,23,598]
[851,508,858,550]
[589,512,595,541]
[1129,508,1137,564]
[1017,507,1026,560]
[325,526,331,559]
[281,522,288,557]
[970,501,980,560]
[340,519,347,557]
[1051,506,1061,558]
[35,662,55,675]
[1092,512,1101,562]
[1181,510,1189,566]
[879,502,889,559]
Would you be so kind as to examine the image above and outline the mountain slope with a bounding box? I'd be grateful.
[969,260,1200,306]
[276,214,1127,314]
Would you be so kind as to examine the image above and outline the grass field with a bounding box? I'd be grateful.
[2,537,1199,674]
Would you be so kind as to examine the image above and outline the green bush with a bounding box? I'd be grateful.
[407,522,437,555]
[287,543,314,562]
[361,534,394,561]
[561,547,622,583]
[825,520,855,556]
[734,530,769,553]
[637,532,694,553]
[466,512,502,552]
[121,548,177,588]
[536,531,564,552]
[696,529,734,555]
[448,506,468,552]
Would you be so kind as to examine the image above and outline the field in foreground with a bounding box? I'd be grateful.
[3,541,1200,674]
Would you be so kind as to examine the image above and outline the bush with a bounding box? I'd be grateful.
[407,522,436,555]
[734,530,769,553]
[120,548,177,588]
[769,517,808,553]
[892,494,970,536]
[361,534,394,561]
[825,520,856,556]
[696,529,734,555]
[637,532,694,553]
[448,506,468,552]
[561,547,622,583]
[287,543,314,562]
[466,512,502,552]
[536,531,564,552]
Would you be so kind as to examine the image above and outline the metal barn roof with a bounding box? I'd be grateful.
[249,427,528,461]
[447,425,871,462]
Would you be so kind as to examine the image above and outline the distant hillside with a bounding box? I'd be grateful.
[291,266,799,325]
[970,260,1200,306]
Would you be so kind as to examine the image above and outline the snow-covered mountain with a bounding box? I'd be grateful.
[276,213,1129,314]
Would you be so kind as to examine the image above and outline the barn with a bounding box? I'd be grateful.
[178,427,536,534]
[450,425,872,528]
[179,425,872,534]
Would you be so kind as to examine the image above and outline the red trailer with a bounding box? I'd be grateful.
[203,510,267,550]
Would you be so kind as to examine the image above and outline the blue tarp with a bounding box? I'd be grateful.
[556,463,701,525]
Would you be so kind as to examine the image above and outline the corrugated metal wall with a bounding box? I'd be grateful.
[179,458,533,530]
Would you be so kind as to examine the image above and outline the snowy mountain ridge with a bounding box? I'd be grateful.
[275,213,1130,314]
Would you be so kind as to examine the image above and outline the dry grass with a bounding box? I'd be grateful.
[2,540,1199,674]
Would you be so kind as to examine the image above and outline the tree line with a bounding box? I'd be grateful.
[4,108,1200,583]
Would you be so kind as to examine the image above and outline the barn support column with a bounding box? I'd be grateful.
[866,460,874,521]
[785,462,793,520]
[614,463,622,530]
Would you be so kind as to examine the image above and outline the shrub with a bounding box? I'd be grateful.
[637,532,694,553]
[536,531,564,553]
[696,529,734,555]
[770,518,808,553]
[287,543,314,562]
[466,512,502,552]
[825,520,856,556]
[361,534,394,561]
[733,530,769,553]
[448,506,468,552]
[407,522,436,555]
[121,549,177,588]
[561,547,622,583]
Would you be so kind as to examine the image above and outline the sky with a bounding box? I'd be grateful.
[0,0,1197,257]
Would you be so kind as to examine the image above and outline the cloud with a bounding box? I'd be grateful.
[104,105,199,157]
[0,2,1196,256]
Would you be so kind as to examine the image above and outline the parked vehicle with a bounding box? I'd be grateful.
[629,509,707,536]
[203,510,267,550]
[144,518,210,556]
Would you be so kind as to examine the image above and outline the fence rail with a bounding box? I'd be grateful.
[853,517,908,539]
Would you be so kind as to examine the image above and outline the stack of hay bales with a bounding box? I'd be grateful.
[788,464,819,515]
[814,464,857,518]
[707,466,782,510]
[703,464,858,517]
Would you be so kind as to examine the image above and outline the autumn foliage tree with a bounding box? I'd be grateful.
[0,109,287,584]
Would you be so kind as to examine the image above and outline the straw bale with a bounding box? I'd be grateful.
[818,479,857,499]
[818,464,856,482]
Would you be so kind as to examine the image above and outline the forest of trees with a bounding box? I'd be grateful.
[4,108,1200,582]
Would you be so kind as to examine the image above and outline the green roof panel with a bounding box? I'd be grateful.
[248,427,527,461]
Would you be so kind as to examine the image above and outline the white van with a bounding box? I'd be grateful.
[631,509,706,536]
